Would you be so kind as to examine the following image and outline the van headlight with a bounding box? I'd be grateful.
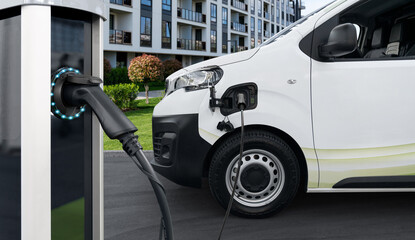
[166,66,223,95]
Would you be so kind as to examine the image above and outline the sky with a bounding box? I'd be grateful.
[302,0,335,15]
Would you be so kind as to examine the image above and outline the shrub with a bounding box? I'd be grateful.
[104,67,130,85]
[103,83,139,110]
[163,59,183,78]
[128,54,164,104]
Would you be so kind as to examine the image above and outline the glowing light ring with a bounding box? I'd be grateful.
[51,67,86,120]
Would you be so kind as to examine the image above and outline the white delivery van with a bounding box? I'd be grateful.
[151,0,415,217]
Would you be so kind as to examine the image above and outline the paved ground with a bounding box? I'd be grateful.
[104,151,415,240]
[136,90,164,100]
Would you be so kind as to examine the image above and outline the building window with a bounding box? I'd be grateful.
[162,0,171,11]
[276,8,280,23]
[251,37,255,48]
[250,17,255,32]
[110,0,132,7]
[140,16,152,47]
[222,8,228,25]
[222,32,228,53]
[141,0,151,6]
[250,0,255,14]
[109,14,115,30]
[162,21,171,48]
[257,0,262,17]
[211,4,217,22]
[258,19,262,34]
[211,30,217,52]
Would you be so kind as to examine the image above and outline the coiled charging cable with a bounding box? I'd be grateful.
[217,93,247,240]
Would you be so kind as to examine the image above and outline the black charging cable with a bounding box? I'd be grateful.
[217,93,247,240]
[54,72,174,240]
[119,133,173,240]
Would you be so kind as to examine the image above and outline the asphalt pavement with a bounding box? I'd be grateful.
[136,90,164,100]
[104,151,415,240]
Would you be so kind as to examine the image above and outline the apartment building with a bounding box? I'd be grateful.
[104,0,304,68]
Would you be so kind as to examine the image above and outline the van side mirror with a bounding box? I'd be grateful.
[319,23,358,58]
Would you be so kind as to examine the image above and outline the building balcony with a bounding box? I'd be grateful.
[264,12,270,20]
[231,45,248,53]
[264,30,270,38]
[110,0,132,7]
[109,29,132,45]
[177,8,206,24]
[177,38,206,51]
[231,0,248,12]
[231,22,248,33]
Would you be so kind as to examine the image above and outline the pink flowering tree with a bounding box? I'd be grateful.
[128,54,164,104]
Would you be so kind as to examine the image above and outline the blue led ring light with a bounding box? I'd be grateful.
[51,67,86,120]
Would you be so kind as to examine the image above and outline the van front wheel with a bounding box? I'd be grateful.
[208,130,300,218]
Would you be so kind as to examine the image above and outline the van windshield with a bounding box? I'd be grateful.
[260,1,335,47]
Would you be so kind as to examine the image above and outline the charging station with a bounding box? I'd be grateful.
[0,1,106,239]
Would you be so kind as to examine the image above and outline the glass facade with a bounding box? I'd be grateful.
[222,32,228,53]
[142,0,151,6]
[162,0,171,11]
[162,21,171,48]
[211,30,217,52]
[211,3,217,22]
[222,7,228,25]
[140,16,152,47]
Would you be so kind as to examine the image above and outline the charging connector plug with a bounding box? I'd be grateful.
[237,93,247,110]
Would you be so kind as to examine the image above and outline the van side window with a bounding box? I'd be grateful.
[304,0,415,62]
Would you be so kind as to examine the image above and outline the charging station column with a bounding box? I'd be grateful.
[0,1,105,240]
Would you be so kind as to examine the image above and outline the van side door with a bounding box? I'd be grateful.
[310,14,415,189]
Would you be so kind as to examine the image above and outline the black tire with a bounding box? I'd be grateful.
[208,130,300,218]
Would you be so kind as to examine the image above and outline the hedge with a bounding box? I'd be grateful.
[103,83,139,110]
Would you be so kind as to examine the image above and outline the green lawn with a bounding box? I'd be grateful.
[104,97,162,150]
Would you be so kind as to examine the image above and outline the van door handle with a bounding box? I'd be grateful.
[287,79,297,84]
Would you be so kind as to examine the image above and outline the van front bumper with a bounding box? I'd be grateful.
[151,114,211,187]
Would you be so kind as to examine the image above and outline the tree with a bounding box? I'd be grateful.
[163,59,183,78]
[128,54,164,104]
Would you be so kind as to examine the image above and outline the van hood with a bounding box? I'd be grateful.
[168,48,260,80]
